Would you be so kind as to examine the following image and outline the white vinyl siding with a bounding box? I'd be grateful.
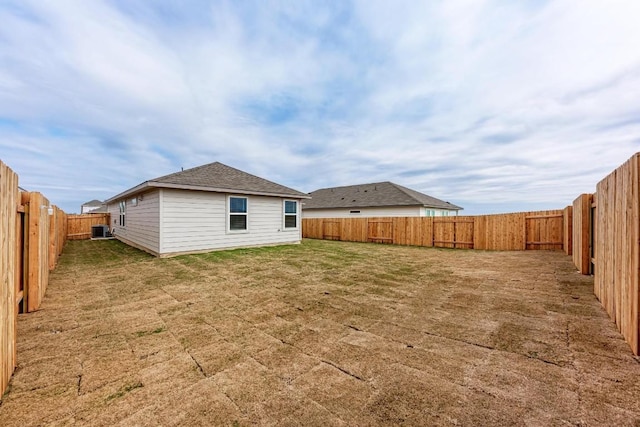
[160,189,302,254]
[302,206,458,218]
[108,190,160,254]
[302,206,422,218]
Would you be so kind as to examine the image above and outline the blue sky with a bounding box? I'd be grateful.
[1,1,639,214]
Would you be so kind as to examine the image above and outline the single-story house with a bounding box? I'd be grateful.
[104,162,310,257]
[302,181,462,218]
[81,199,106,213]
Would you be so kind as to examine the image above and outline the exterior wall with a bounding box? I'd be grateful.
[159,189,302,255]
[108,190,161,255]
[81,205,101,214]
[302,206,458,218]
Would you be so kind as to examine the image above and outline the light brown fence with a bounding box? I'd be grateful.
[592,153,639,355]
[563,206,573,256]
[1,160,69,395]
[303,209,566,251]
[20,192,67,312]
[1,160,19,398]
[67,213,110,240]
[572,194,593,275]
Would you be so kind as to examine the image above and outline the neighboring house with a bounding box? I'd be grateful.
[302,181,462,218]
[104,162,309,257]
[81,199,106,213]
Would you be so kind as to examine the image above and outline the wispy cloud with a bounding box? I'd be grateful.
[0,0,638,213]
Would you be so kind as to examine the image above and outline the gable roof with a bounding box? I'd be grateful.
[82,199,103,206]
[106,162,309,203]
[303,181,462,211]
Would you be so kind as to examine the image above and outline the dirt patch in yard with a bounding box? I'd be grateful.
[1,239,640,426]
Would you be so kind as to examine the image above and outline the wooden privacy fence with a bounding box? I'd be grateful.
[1,160,68,396]
[67,213,110,240]
[1,160,19,399]
[591,153,639,355]
[303,209,566,251]
[572,194,593,275]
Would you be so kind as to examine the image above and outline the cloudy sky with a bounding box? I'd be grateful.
[1,1,639,214]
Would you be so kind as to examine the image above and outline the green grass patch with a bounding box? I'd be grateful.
[134,326,166,337]
[106,381,144,401]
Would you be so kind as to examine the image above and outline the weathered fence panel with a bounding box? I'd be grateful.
[593,153,639,355]
[66,213,110,240]
[572,194,593,274]
[1,160,19,398]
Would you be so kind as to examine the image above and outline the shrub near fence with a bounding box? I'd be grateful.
[303,209,566,251]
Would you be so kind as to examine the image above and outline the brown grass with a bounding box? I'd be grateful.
[1,239,640,426]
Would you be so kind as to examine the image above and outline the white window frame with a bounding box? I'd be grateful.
[119,200,126,227]
[227,195,249,233]
[283,199,298,230]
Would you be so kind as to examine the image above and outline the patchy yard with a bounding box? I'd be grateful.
[1,239,639,426]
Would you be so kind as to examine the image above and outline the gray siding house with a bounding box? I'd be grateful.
[81,199,106,213]
[105,162,309,257]
[303,181,462,218]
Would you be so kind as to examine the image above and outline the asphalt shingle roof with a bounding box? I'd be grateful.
[106,162,308,202]
[82,199,103,206]
[303,181,462,210]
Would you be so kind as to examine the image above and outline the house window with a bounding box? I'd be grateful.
[425,209,434,217]
[229,196,248,231]
[119,200,126,226]
[283,200,298,229]
[130,197,138,207]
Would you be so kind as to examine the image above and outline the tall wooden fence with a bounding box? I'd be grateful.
[67,213,110,240]
[1,161,19,399]
[1,160,68,396]
[20,192,67,312]
[303,209,566,251]
[591,153,639,355]
[572,194,593,275]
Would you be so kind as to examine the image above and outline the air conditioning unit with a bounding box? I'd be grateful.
[91,225,111,238]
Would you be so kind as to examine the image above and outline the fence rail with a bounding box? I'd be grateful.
[303,209,566,252]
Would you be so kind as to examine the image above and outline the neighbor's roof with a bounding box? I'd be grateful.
[81,199,103,206]
[105,162,309,203]
[303,181,462,210]
[88,204,108,213]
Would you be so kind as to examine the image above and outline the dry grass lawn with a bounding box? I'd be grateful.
[1,239,640,426]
